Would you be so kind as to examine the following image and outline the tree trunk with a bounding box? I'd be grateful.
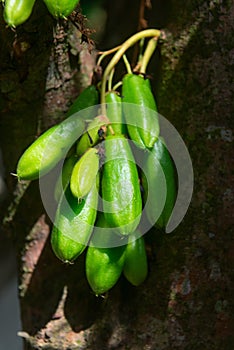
[0,0,233,349]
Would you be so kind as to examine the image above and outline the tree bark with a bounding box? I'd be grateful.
[0,0,233,349]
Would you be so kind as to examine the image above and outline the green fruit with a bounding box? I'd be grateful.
[123,234,148,286]
[76,115,109,156]
[16,85,98,181]
[54,154,78,202]
[85,216,126,295]
[122,73,159,149]
[51,175,99,263]
[142,137,177,229]
[105,91,126,135]
[70,148,99,199]
[3,0,36,27]
[101,135,142,235]
[43,0,80,18]
[66,85,99,118]
[16,118,85,181]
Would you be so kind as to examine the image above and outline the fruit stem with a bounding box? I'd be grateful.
[133,38,145,72]
[97,45,122,67]
[140,37,158,74]
[112,81,122,91]
[122,54,132,74]
[100,29,160,114]
[108,68,115,92]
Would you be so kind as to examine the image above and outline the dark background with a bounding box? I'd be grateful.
[0,0,233,349]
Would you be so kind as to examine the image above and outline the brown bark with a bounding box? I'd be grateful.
[0,0,234,349]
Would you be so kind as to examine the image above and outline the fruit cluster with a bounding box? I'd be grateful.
[2,0,80,27]
[16,30,177,295]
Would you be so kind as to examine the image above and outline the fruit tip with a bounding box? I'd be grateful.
[10,172,18,178]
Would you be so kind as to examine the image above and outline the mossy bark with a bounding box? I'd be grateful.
[0,0,233,349]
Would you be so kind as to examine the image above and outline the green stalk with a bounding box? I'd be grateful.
[133,38,145,72]
[108,68,115,92]
[100,29,161,114]
[97,45,121,67]
[112,81,122,91]
[140,37,158,74]
[122,54,132,74]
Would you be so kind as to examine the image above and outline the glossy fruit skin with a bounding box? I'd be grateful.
[142,137,177,228]
[16,85,98,181]
[122,74,159,149]
[43,0,80,18]
[3,0,36,27]
[51,175,99,263]
[16,118,85,180]
[66,85,99,118]
[54,154,78,202]
[123,235,148,286]
[76,115,109,156]
[70,148,99,199]
[85,217,126,295]
[101,135,142,235]
[105,91,126,135]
